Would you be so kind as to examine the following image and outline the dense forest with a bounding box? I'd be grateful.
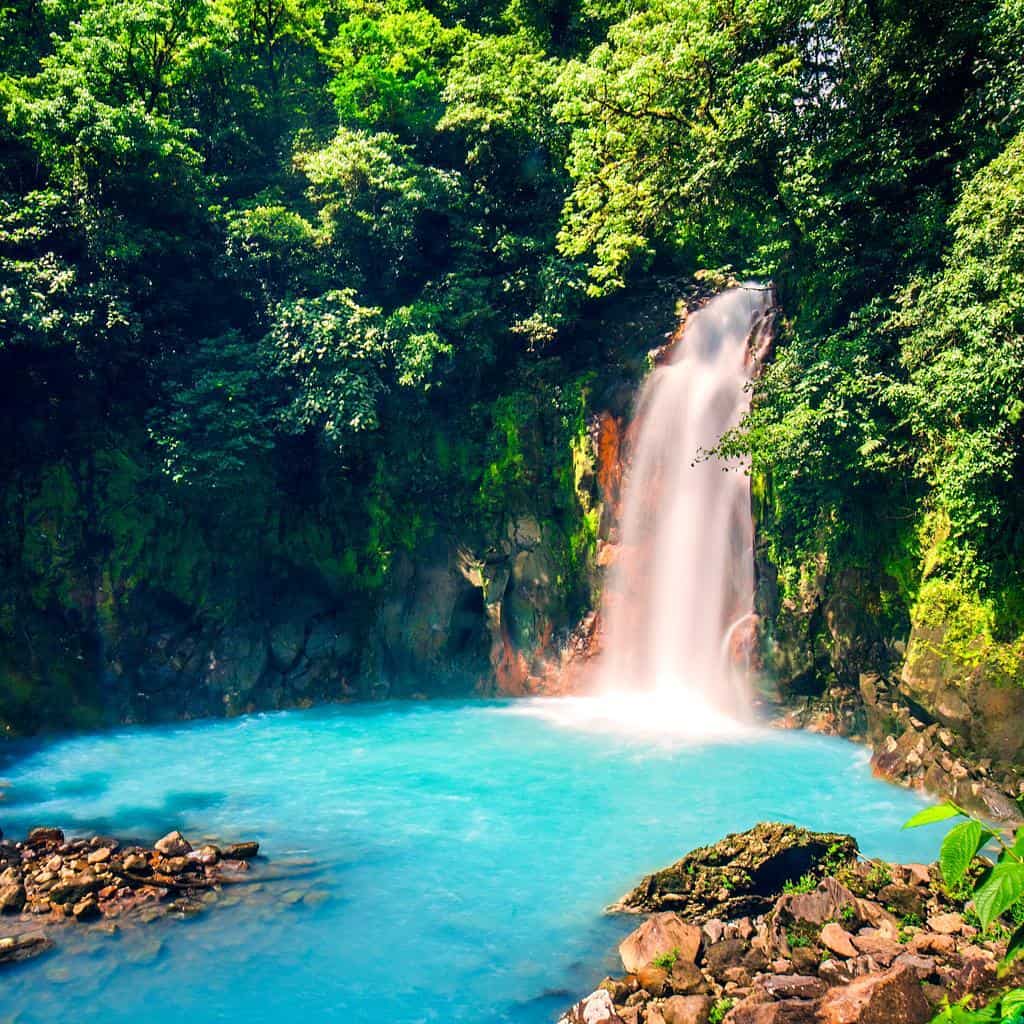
[1,0,1023,735]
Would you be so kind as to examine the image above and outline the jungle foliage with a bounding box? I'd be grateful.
[1,0,1023,718]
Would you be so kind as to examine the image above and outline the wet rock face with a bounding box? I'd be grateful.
[900,621,1024,764]
[861,675,1023,821]
[615,824,858,920]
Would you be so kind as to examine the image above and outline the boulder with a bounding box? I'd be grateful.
[0,882,26,913]
[558,989,625,1024]
[926,913,963,936]
[72,894,100,920]
[893,953,936,981]
[162,856,191,875]
[850,930,902,967]
[619,913,702,972]
[0,933,54,966]
[769,879,861,955]
[876,883,924,919]
[27,827,64,847]
[704,938,748,975]
[727,998,821,1023]
[818,964,931,1024]
[616,824,858,920]
[636,965,669,997]
[48,871,103,906]
[759,976,826,1000]
[222,841,259,860]
[600,976,639,1003]
[820,924,858,959]
[669,959,709,995]
[154,831,192,857]
[661,995,712,1024]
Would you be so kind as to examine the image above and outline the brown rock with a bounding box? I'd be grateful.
[670,958,709,995]
[27,827,64,847]
[819,960,857,987]
[790,948,820,974]
[905,865,931,888]
[956,953,996,995]
[636,966,670,997]
[760,976,826,1000]
[72,894,100,920]
[122,853,149,872]
[850,930,902,967]
[909,932,954,957]
[820,924,858,959]
[853,900,899,936]
[599,976,638,1003]
[727,998,820,1023]
[619,913,702,973]
[662,994,712,1024]
[773,879,861,932]
[0,866,22,886]
[893,953,936,981]
[0,882,27,913]
[0,933,54,965]
[87,847,111,865]
[221,841,259,860]
[818,964,931,1024]
[49,870,103,906]
[558,989,624,1024]
[162,856,191,875]
[877,884,923,919]
[926,913,963,936]
[723,966,753,987]
[154,831,192,857]
[705,938,748,976]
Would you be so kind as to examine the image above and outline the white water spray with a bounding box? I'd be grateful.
[592,285,773,734]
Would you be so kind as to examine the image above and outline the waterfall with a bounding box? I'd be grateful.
[595,285,773,732]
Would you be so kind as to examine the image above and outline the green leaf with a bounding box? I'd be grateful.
[973,861,1024,931]
[1002,986,1024,1013]
[902,803,963,830]
[1010,829,1024,861]
[940,820,984,887]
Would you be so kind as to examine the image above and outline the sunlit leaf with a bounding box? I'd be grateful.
[940,820,983,887]
[974,861,1024,931]
[902,803,963,830]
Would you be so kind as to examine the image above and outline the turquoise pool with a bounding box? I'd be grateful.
[0,699,941,1023]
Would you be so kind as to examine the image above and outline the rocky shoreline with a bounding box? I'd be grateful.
[0,826,262,967]
[559,823,1024,1024]
[770,679,1024,828]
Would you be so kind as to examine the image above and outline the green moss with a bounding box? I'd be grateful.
[908,577,1024,688]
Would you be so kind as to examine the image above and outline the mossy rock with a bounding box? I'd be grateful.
[613,822,858,921]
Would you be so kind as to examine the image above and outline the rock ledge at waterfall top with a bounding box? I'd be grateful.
[562,822,1024,1024]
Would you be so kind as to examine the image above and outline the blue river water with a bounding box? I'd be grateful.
[0,699,943,1024]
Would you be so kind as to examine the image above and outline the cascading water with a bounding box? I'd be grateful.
[593,285,774,734]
